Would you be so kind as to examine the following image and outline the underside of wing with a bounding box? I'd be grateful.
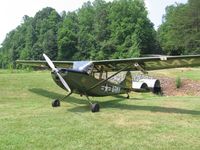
[92,55,200,72]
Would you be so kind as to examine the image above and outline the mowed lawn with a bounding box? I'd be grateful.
[1,69,200,150]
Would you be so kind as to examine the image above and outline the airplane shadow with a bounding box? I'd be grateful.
[29,88,200,115]
[29,88,87,105]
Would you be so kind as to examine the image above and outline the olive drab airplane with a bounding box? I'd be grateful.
[17,54,200,112]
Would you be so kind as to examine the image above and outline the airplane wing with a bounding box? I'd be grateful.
[17,55,200,72]
[91,55,200,72]
[16,60,73,68]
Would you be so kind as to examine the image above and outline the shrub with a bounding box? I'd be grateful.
[176,76,182,88]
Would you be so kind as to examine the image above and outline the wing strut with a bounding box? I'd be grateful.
[134,63,148,74]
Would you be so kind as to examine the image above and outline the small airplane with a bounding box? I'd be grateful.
[17,54,200,112]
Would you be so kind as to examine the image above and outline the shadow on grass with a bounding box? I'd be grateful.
[29,88,87,105]
[29,88,200,115]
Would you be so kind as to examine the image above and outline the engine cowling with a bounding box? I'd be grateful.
[132,81,149,92]
[139,79,161,94]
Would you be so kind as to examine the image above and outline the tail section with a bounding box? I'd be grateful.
[120,71,132,89]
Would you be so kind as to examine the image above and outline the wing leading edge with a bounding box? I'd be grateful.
[16,60,73,68]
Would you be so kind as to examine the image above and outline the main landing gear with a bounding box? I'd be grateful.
[51,93,100,113]
[90,103,100,113]
[86,96,100,113]
[126,93,130,99]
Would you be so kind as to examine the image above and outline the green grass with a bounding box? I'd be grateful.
[1,69,200,149]
[149,67,200,80]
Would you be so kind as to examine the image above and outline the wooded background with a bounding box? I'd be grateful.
[0,0,199,68]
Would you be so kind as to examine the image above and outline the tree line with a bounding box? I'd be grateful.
[0,0,199,68]
[158,0,200,55]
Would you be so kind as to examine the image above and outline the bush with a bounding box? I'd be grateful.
[176,76,182,88]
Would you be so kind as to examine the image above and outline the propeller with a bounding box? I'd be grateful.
[43,54,71,93]
[43,53,57,71]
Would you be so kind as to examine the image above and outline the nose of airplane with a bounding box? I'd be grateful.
[51,69,68,82]
[51,69,71,92]
[51,69,68,80]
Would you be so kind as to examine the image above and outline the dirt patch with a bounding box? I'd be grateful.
[156,76,200,96]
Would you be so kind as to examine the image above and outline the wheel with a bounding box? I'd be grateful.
[52,99,60,107]
[91,103,100,112]
[126,94,130,99]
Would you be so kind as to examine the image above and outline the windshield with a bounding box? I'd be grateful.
[73,61,93,73]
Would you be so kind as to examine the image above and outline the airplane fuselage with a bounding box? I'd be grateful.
[51,69,128,96]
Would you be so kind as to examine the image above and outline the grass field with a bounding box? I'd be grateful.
[1,68,200,150]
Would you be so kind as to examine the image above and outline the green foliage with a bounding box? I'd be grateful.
[2,0,199,68]
[0,7,61,66]
[108,0,159,58]
[57,12,79,60]
[0,0,159,68]
[176,76,182,88]
[157,0,200,55]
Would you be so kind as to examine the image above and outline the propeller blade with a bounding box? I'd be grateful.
[43,53,71,93]
[56,72,71,93]
[43,53,57,71]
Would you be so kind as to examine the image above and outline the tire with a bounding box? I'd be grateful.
[52,99,60,107]
[91,103,100,112]
[126,94,130,99]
